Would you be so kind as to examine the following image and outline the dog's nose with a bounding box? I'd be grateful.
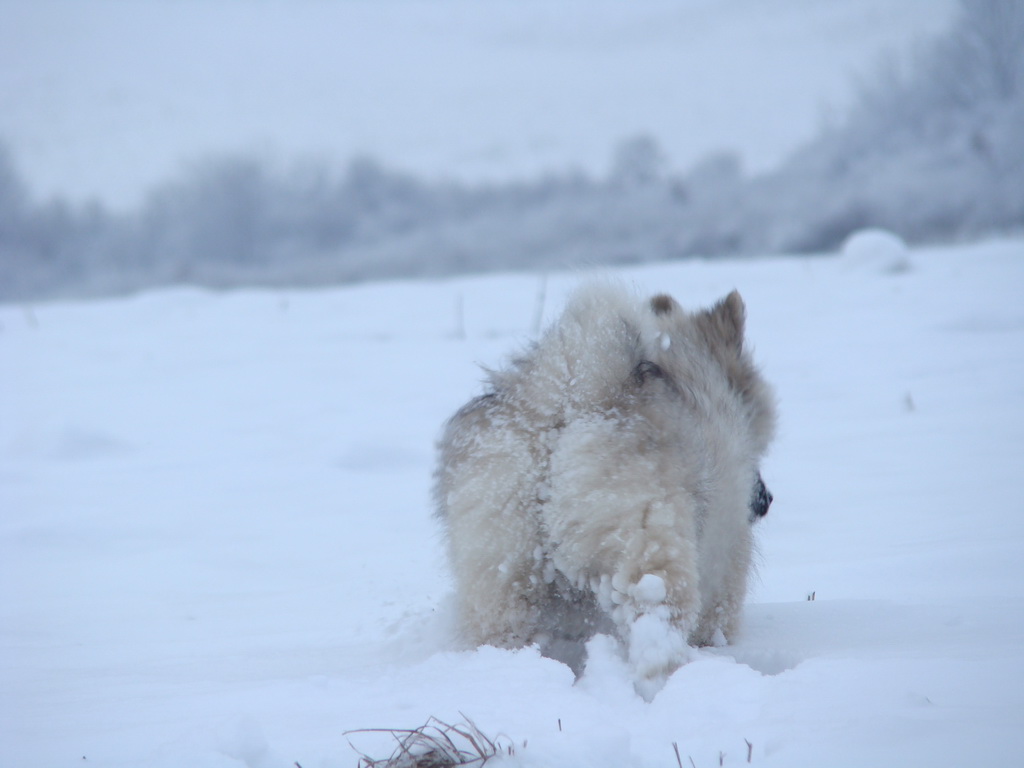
[749,473,772,521]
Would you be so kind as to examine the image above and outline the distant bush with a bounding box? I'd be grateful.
[0,140,695,301]
[1,0,1021,302]
[723,0,1024,253]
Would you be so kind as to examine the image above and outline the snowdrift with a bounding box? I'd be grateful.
[3,235,1023,767]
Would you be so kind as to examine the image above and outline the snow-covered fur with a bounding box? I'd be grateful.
[434,282,776,696]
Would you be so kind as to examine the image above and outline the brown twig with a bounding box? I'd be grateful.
[344,715,506,768]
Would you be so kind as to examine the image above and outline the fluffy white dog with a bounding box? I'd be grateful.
[434,282,776,696]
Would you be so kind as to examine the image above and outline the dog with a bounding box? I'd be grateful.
[434,282,776,697]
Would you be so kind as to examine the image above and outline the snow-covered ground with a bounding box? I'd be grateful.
[3,1,1021,764]
[1,0,953,210]
[3,234,1024,767]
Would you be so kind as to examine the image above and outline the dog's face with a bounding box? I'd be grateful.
[647,290,777,525]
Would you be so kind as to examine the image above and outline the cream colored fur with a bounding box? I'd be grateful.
[434,282,776,694]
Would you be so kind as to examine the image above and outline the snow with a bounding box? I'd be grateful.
[632,574,667,605]
[0,0,954,211]
[2,0,1021,764]
[3,234,1024,767]
[838,229,914,276]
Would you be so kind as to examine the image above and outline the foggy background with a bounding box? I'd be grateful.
[1,0,1021,302]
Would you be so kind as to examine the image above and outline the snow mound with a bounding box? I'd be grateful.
[840,228,912,274]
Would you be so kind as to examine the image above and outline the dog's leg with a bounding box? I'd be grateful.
[436,399,546,648]
[690,486,755,647]
[546,415,700,694]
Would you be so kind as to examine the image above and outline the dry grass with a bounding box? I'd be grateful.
[345,715,511,768]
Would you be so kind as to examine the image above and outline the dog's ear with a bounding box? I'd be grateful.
[649,294,679,316]
[698,290,745,351]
